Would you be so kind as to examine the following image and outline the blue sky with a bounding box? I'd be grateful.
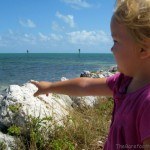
[0,0,115,53]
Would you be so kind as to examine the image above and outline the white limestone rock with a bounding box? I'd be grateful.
[0,80,102,130]
[0,131,15,150]
[61,77,68,81]
[80,70,114,78]
[71,96,98,108]
[0,83,73,128]
[108,65,118,72]
[102,71,114,77]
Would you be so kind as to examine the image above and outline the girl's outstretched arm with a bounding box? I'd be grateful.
[31,77,113,97]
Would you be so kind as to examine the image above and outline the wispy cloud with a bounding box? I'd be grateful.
[61,0,92,9]
[67,30,112,45]
[22,33,36,44]
[56,11,75,28]
[0,31,36,48]
[51,21,64,32]
[19,19,36,28]
[38,32,63,42]
[0,29,112,52]
[38,32,49,42]
[8,29,13,34]
[50,33,63,41]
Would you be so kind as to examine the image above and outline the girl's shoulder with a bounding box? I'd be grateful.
[106,72,132,93]
[139,84,150,101]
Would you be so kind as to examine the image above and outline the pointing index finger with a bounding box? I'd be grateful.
[30,80,39,86]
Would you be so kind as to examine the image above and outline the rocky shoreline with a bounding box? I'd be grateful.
[0,66,117,149]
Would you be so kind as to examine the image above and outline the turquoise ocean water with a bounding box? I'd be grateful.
[0,53,116,93]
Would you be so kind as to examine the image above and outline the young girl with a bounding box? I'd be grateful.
[31,0,150,149]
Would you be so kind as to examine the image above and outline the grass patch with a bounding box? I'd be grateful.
[0,141,7,150]
[13,97,113,150]
[8,103,22,113]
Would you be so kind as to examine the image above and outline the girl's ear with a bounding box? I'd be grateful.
[139,48,150,59]
[139,38,150,59]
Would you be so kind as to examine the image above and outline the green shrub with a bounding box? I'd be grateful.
[8,125,21,136]
[51,138,75,150]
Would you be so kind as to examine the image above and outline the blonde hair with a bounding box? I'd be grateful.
[114,0,150,46]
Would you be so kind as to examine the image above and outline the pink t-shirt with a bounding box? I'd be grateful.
[104,73,150,150]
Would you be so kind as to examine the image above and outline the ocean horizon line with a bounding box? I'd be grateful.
[0,52,112,54]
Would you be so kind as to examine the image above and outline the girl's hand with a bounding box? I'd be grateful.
[30,80,52,97]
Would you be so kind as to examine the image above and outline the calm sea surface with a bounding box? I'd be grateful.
[0,53,116,92]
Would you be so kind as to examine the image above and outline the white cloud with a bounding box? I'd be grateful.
[8,29,13,34]
[62,0,92,9]
[0,30,63,47]
[0,31,37,48]
[19,19,36,28]
[22,33,36,44]
[50,33,63,41]
[0,36,6,47]
[56,11,75,28]
[38,32,63,42]
[67,30,112,45]
[38,32,49,41]
[0,29,112,53]
[51,21,64,32]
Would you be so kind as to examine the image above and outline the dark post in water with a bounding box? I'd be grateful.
[78,49,80,54]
